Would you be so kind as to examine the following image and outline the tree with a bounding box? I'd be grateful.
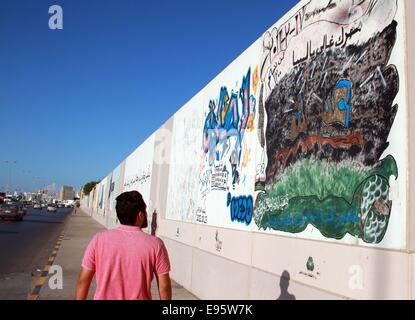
[82,181,99,196]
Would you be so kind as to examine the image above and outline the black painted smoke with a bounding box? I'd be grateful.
[264,21,399,186]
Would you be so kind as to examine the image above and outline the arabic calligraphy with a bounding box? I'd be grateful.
[123,167,151,189]
[266,207,360,229]
[293,23,362,66]
[261,7,306,81]
[304,0,337,22]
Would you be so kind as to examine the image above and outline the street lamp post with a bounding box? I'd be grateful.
[5,161,17,195]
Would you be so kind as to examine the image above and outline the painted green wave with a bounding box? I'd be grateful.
[255,155,398,244]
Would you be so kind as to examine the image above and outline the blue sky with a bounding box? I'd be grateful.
[0,0,298,193]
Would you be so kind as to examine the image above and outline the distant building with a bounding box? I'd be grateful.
[59,186,75,201]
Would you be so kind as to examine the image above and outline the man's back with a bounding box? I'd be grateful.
[82,225,170,300]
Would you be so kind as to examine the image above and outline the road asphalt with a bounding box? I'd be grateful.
[0,207,72,300]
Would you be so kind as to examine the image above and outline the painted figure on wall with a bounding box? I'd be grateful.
[203,68,257,189]
[200,67,258,227]
[98,183,104,210]
[255,0,400,244]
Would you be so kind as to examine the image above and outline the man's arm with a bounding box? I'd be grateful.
[156,273,172,300]
[75,268,95,300]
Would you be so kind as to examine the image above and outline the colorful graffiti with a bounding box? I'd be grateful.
[227,193,253,225]
[198,65,258,229]
[203,68,257,188]
[255,0,400,244]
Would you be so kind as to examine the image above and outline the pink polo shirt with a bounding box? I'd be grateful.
[81,225,171,300]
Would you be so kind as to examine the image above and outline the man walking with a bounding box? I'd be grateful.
[75,191,172,300]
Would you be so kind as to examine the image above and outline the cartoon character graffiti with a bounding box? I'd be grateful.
[202,68,257,188]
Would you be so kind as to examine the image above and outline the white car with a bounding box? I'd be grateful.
[33,204,42,209]
[47,205,57,212]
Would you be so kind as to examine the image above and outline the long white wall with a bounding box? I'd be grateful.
[81,0,414,299]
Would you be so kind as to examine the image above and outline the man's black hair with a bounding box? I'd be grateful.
[115,191,146,226]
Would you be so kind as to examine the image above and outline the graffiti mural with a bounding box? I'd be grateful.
[227,193,254,225]
[255,0,402,244]
[123,135,154,232]
[105,163,122,223]
[112,165,122,212]
[166,93,205,223]
[203,68,256,188]
[123,166,151,190]
[97,180,105,211]
[199,58,260,229]
[123,135,154,197]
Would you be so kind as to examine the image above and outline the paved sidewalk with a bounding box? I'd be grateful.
[37,209,198,300]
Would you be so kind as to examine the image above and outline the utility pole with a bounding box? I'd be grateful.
[5,160,17,195]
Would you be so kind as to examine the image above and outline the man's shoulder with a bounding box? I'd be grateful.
[92,229,118,241]
[141,232,165,247]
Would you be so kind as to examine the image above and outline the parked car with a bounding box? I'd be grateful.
[33,203,42,209]
[0,203,24,221]
[23,201,33,207]
[47,204,57,212]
